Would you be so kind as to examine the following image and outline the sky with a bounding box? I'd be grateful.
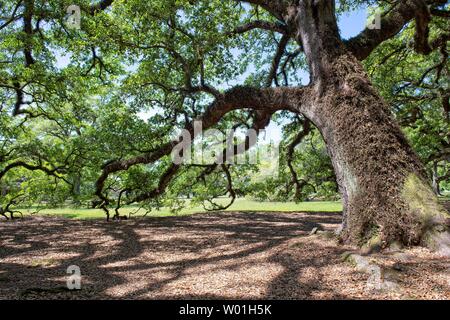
[55,5,370,143]
[338,6,369,40]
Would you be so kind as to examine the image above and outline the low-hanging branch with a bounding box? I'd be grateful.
[413,0,433,55]
[0,193,25,220]
[345,0,448,60]
[94,85,306,205]
[0,160,70,184]
[266,34,290,87]
[111,110,274,212]
[89,0,114,15]
[202,164,237,211]
[230,20,288,35]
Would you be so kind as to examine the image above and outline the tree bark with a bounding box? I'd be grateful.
[287,0,449,249]
[91,0,450,252]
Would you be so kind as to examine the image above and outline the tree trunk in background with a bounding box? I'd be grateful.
[72,173,82,206]
[288,0,449,251]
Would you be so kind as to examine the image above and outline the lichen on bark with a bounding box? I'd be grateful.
[402,174,449,252]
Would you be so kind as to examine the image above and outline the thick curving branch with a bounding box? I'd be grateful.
[89,0,114,15]
[413,0,433,55]
[231,20,288,35]
[111,110,272,208]
[265,34,290,87]
[345,0,448,60]
[202,164,237,211]
[234,0,288,21]
[94,85,308,205]
[127,163,180,204]
[22,0,35,66]
[0,160,69,183]
[194,110,273,210]
[0,193,25,220]
[0,0,22,31]
[430,8,450,17]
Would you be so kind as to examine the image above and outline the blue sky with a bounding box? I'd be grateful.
[57,6,369,67]
[56,5,370,142]
[338,6,369,40]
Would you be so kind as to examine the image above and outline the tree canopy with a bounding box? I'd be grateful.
[0,0,449,233]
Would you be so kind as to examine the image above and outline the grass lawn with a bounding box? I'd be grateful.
[18,198,343,220]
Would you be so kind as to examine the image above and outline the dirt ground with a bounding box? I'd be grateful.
[0,211,449,300]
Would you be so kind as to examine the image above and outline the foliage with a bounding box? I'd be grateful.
[0,0,449,219]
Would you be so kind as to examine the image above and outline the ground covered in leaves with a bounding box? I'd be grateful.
[0,211,448,300]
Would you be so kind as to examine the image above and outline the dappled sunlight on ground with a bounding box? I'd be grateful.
[0,212,448,300]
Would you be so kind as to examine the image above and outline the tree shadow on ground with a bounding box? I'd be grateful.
[0,211,446,299]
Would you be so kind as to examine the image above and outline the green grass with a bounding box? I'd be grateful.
[19,198,343,220]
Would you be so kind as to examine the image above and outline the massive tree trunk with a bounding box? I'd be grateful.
[287,0,449,250]
[92,0,449,252]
